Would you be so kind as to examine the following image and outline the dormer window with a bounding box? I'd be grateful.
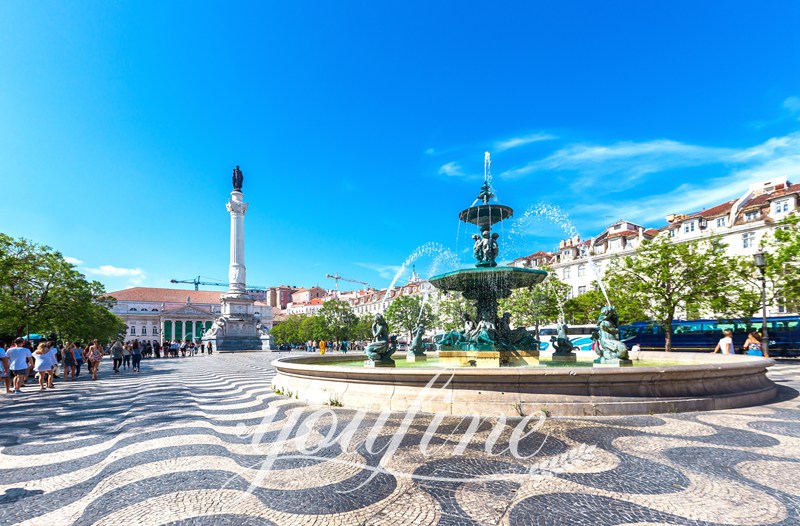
[716,217,726,228]
[614,224,622,231]
[129,308,137,312]
[669,229,676,238]
[683,221,696,233]
[744,210,760,222]
[774,199,790,214]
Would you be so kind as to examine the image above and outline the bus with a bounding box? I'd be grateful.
[537,324,598,352]
[620,316,800,357]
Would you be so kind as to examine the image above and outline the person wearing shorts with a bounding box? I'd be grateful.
[88,339,104,381]
[7,338,33,393]
[0,341,11,393]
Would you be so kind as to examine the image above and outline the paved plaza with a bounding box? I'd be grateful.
[1,353,799,526]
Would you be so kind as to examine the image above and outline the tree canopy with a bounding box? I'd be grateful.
[385,295,435,341]
[605,235,742,351]
[0,233,127,342]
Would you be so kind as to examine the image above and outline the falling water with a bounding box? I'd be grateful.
[543,276,566,322]
[384,242,462,310]
[509,203,611,307]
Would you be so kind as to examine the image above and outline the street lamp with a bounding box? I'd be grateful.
[753,252,769,356]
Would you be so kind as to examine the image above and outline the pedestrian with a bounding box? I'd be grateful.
[631,342,641,353]
[33,343,55,390]
[0,341,11,394]
[110,341,124,372]
[153,340,161,359]
[88,339,104,380]
[46,342,59,387]
[131,340,142,372]
[62,341,77,381]
[319,340,327,355]
[122,343,132,369]
[712,329,734,355]
[744,331,767,357]
[8,338,33,393]
[74,342,84,378]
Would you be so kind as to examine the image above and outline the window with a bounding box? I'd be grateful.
[130,326,136,335]
[669,229,676,238]
[774,199,790,214]
[577,264,586,277]
[578,286,586,295]
[716,217,726,227]
[683,221,695,233]
[744,210,760,221]
[153,326,158,335]
[563,267,571,279]
[129,308,137,312]
[609,239,620,250]
[742,232,755,248]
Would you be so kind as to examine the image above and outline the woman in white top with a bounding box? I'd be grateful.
[712,329,734,355]
[32,343,53,390]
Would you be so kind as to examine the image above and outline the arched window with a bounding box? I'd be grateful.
[152,308,159,312]
[130,326,136,335]
[130,308,137,312]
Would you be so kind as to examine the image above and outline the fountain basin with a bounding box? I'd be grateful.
[459,204,514,227]
[428,266,547,295]
[271,351,777,417]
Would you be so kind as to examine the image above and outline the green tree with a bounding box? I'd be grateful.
[498,275,570,334]
[605,236,741,351]
[272,314,307,345]
[385,295,435,342]
[318,299,357,343]
[432,291,475,331]
[299,315,326,343]
[564,284,649,325]
[352,314,375,342]
[0,234,126,340]
[763,214,800,312]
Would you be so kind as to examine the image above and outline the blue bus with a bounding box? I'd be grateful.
[621,316,800,357]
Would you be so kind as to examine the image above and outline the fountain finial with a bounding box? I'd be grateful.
[478,152,494,204]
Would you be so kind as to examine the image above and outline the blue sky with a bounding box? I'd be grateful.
[2,1,800,293]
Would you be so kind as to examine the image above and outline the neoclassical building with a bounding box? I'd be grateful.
[512,176,799,315]
[104,288,273,343]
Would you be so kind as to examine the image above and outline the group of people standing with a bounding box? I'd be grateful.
[0,338,108,394]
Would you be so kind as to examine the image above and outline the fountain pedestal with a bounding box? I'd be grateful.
[406,353,427,362]
[594,359,633,368]
[552,353,577,362]
[364,359,396,368]
[440,350,539,367]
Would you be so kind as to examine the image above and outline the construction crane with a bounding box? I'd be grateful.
[326,273,370,291]
[170,276,267,292]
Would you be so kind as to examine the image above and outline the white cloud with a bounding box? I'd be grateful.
[500,139,735,185]
[85,265,146,285]
[438,162,464,177]
[354,262,402,281]
[494,133,556,152]
[425,148,435,155]
[64,256,83,265]
[784,96,800,116]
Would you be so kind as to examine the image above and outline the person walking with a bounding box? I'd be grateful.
[110,341,124,372]
[319,340,327,355]
[61,341,77,381]
[45,343,59,388]
[712,329,734,355]
[0,341,11,394]
[88,339,104,381]
[131,341,142,372]
[32,343,54,391]
[73,342,84,378]
[8,338,33,393]
[122,343,132,370]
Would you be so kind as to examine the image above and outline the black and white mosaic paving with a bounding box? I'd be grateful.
[1,352,798,525]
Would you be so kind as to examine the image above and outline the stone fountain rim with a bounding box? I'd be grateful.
[273,351,774,378]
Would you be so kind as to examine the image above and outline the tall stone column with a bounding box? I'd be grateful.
[201,165,274,352]
[226,190,249,296]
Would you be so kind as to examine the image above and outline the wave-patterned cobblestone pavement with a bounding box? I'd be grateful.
[1,353,799,525]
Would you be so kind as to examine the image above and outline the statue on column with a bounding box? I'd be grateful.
[232,165,244,191]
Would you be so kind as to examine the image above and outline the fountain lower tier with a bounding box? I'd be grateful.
[429,266,548,323]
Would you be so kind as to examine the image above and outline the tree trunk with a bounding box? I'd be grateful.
[664,319,673,352]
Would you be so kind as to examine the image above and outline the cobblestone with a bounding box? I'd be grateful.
[0,352,799,525]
